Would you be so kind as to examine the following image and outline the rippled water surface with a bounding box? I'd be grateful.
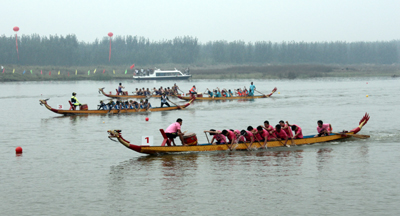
[1,78,399,215]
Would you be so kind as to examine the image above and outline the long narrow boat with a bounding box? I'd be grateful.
[177,87,277,101]
[99,88,163,99]
[39,98,194,116]
[107,113,370,155]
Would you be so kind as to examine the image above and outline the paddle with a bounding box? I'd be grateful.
[168,99,185,109]
[333,132,370,139]
[256,90,266,97]
[204,132,210,144]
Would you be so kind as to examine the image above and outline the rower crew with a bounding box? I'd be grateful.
[315,120,332,137]
[243,87,249,96]
[254,126,269,148]
[274,124,289,146]
[160,93,170,107]
[222,129,237,148]
[240,129,255,150]
[287,122,303,139]
[249,82,256,96]
[262,120,275,137]
[205,88,214,98]
[118,83,127,95]
[215,88,222,97]
[233,129,245,143]
[71,92,82,109]
[279,120,295,145]
[190,85,197,96]
[98,100,107,110]
[165,118,186,146]
[204,129,227,145]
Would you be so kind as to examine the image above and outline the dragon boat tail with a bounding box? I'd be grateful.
[107,113,370,155]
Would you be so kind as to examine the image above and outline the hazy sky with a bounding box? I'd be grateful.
[2,0,399,43]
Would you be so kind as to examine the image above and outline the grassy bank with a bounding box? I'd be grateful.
[1,64,399,82]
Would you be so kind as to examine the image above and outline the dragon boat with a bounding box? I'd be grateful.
[39,98,194,116]
[177,87,277,101]
[99,88,166,99]
[107,113,370,155]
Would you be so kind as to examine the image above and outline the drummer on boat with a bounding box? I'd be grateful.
[189,85,197,96]
[118,83,128,95]
[71,92,82,108]
[165,118,187,146]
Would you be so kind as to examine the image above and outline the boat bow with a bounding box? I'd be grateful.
[108,130,142,153]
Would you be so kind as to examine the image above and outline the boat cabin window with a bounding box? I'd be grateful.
[156,72,181,77]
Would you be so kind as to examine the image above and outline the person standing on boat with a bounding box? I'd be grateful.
[165,118,186,146]
[249,82,256,96]
[71,92,82,108]
[160,93,170,108]
[315,120,332,137]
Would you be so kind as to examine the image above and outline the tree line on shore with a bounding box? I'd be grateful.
[0,34,399,66]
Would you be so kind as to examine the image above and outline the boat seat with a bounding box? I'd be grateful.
[68,101,76,110]
[159,129,172,146]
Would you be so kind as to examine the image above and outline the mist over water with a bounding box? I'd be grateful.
[0,77,399,215]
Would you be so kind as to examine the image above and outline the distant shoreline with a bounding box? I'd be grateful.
[0,64,399,82]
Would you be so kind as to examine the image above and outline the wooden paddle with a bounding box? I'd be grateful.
[333,132,370,139]
[204,132,210,144]
[256,90,266,97]
[168,99,185,109]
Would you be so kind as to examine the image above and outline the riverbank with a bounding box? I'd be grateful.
[0,64,399,81]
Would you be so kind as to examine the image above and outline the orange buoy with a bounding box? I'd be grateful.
[145,117,149,121]
[15,146,23,154]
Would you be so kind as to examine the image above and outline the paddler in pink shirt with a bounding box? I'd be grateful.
[286,121,303,139]
[222,129,237,149]
[204,129,226,145]
[240,129,255,150]
[273,124,290,147]
[233,129,245,143]
[314,120,332,137]
[280,120,295,145]
[165,118,186,146]
[262,120,275,136]
[254,126,269,148]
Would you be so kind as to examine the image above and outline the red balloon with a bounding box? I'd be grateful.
[108,32,113,37]
[13,26,19,32]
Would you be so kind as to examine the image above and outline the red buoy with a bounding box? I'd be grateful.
[15,146,23,154]
[145,117,149,121]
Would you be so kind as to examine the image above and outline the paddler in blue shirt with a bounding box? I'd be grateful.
[249,82,256,96]
[215,88,222,97]
[205,88,214,98]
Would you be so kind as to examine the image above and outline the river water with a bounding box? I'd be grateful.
[0,78,399,215]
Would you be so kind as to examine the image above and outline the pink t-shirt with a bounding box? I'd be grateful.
[165,122,181,133]
[293,125,303,139]
[226,130,236,143]
[317,123,330,133]
[244,131,254,142]
[274,129,288,139]
[255,129,268,141]
[213,130,226,143]
[283,124,293,137]
[235,130,245,142]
